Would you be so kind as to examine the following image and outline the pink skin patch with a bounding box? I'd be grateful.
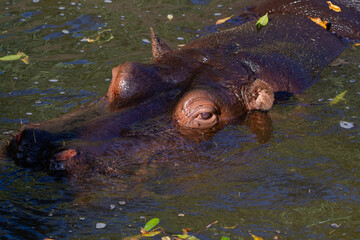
[15,133,22,143]
[53,149,77,161]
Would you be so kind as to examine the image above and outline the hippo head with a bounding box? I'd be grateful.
[5,28,274,175]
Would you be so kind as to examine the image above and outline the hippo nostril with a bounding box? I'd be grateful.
[49,160,66,171]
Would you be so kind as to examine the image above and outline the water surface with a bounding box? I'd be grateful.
[0,0,359,239]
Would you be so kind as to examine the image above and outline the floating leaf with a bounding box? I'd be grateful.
[0,55,22,61]
[221,237,230,240]
[216,15,233,25]
[182,228,191,235]
[354,43,360,47]
[21,56,29,64]
[0,52,29,64]
[167,14,173,21]
[143,218,160,232]
[326,1,341,12]
[142,230,162,237]
[308,17,328,29]
[123,234,143,240]
[173,234,200,240]
[250,234,264,240]
[330,90,347,105]
[329,58,348,67]
[223,224,238,229]
[86,29,113,43]
[256,13,269,29]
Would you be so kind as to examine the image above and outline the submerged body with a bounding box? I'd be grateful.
[4,0,359,175]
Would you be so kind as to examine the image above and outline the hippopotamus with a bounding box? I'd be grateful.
[3,0,360,175]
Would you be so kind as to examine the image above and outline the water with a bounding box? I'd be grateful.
[0,0,359,239]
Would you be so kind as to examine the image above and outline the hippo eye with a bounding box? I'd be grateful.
[174,89,221,130]
[199,112,213,120]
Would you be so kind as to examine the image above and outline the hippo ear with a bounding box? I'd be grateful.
[150,27,171,60]
[243,79,274,111]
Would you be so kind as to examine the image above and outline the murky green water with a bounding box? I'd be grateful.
[0,0,359,239]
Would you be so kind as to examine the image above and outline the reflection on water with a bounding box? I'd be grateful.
[0,0,359,239]
[26,15,105,40]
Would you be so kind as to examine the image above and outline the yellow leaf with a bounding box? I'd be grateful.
[122,234,143,240]
[142,230,162,237]
[330,90,347,105]
[308,17,328,29]
[250,234,264,240]
[327,1,341,12]
[223,224,238,229]
[86,29,113,43]
[21,56,30,64]
[216,15,233,25]
[354,43,360,47]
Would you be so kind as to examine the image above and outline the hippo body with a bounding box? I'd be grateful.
[4,0,360,175]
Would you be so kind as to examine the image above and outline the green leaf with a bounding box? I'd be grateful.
[221,237,230,240]
[0,55,22,61]
[256,13,269,28]
[144,218,160,232]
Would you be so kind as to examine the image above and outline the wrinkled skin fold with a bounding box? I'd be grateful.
[3,0,359,176]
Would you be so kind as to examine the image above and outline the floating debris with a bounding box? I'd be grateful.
[86,29,113,43]
[256,13,269,29]
[142,39,151,44]
[330,90,347,105]
[0,52,29,64]
[48,79,58,83]
[327,1,341,12]
[96,223,107,229]
[329,58,349,67]
[308,17,328,29]
[331,223,341,228]
[167,14,173,21]
[216,15,233,25]
[339,120,354,129]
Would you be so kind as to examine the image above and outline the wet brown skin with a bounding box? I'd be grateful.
[4,0,359,175]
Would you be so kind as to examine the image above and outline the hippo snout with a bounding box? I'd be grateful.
[7,128,76,170]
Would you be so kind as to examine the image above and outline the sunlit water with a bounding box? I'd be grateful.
[0,0,359,239]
